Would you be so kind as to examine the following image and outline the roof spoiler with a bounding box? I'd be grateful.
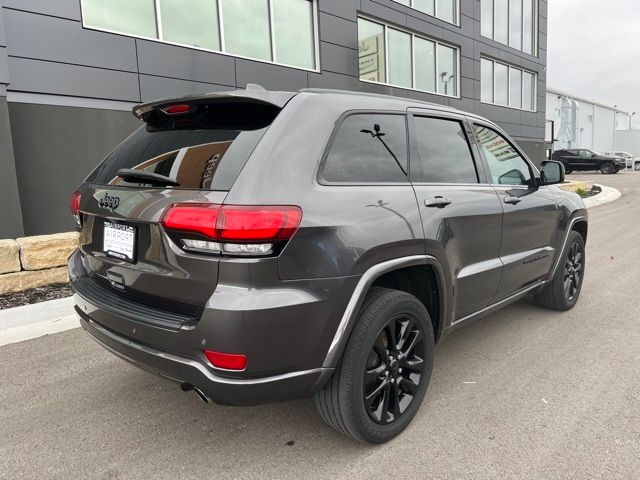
[133,86,296,120]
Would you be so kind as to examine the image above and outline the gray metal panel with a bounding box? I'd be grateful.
[7,57,140,102]
[319,12,357,49]
[136,39,236,87]
[8,102,140,235]
[2,0,81,20]
[139,75,231,102]
[318,0,359,21]
[234,59,309,91]
[0,97,23,237]
[360,0,408,27]
[4,9,138,72]
[307,70,362,91]
[319,41,359,76]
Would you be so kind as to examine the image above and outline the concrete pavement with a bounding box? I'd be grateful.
[1,173,639,480]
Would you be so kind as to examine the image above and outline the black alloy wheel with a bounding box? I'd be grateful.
[600,162,615,174]
[564,241,583,301]
[363,314,425,425]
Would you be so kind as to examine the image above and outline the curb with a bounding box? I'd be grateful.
[0,296,78,346]
[584,184,621,209]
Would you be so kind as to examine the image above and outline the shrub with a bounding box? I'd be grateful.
[575,187,589,198]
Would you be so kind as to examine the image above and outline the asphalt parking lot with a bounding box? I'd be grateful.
[1,173,639,480]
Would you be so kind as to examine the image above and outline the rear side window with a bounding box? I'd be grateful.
[87,102,278,190]
[321,114,408,183]
[411,116,478,184]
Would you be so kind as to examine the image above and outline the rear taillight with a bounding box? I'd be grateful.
[70,191,81,227]
[161,203,302,256]
[203,350,247,370]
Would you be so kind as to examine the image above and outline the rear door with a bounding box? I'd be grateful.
[409,110,504,319]
[472,122,561,299]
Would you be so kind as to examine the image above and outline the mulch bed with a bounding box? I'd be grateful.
[0,283,73,310]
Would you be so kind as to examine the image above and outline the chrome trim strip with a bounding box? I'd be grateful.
[548,216,587,280]
[84,317,327,386]
[451,280,546,326]
[322,255,436,368]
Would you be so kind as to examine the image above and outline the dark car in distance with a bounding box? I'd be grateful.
[69,87,588,443]
[551,148,626,174]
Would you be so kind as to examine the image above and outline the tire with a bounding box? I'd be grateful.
[534,231,585,311]
[600,162,615,174]
[564,169,572,174]
[314,287,434,444]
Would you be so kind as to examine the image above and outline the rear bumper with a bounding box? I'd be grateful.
[77,306,333,406]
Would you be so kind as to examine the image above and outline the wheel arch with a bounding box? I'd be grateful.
[572,219,588,244]
[321,256,448,369]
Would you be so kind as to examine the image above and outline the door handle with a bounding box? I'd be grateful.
[504,196,522,205]
[425,196,452,208]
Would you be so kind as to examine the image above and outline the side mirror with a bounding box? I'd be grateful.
[540,160,565,185]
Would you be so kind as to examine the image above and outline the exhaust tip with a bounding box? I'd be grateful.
[180,382,209,403]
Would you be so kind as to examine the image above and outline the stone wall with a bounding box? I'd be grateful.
[0,232,78,295]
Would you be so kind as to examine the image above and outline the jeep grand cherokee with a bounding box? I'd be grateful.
[69,87,588,443]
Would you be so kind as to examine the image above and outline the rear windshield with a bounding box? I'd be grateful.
[87,101,279,190]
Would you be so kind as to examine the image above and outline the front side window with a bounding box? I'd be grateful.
[81,0,318,70]
[481,0,536,54]
[322,114,408,183]
[412,117,478,184]
[474,125,532,185]
[358,18,459,97]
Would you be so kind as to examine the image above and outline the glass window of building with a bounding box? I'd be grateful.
[387,29,412,88]
[494,62,509,106]
[522,71,535,111]
[389,0,458,25]
[437,44,457,96]
[437,0,456,24]
[481,58,537,111]
[481,58,494,103]
[509,68,522,109]
[358,18,387,84]
[273,0,316,69]
[81,0,318,71]
[414,0,435,16]
[221,0,271,61]
[82,0,157,38]
[322,114,408,183]
[509,0,523,50]
[481,0,536,54]
[481,0,494,38]
[414,37,436,92]
[412,117,478,184]
[159,0,220,51]
[358,18,459,97]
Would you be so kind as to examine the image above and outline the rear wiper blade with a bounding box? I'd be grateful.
[117,169,180,186]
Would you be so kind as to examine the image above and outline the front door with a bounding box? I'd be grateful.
[473,123,561,299]
[409,111,504,319]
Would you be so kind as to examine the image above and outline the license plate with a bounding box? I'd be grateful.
[103,221,136,262]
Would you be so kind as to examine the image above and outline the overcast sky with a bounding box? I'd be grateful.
[547,0,640,127]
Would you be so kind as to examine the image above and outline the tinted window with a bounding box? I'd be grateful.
[88,103,279,190]
[412,117,478,183]
[474,125,532,185]
[322,114,408,183]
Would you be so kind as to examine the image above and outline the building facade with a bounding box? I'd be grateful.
[546,87,631,154]
[0,0,548,238]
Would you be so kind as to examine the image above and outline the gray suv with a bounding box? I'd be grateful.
[69,88,588,444]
